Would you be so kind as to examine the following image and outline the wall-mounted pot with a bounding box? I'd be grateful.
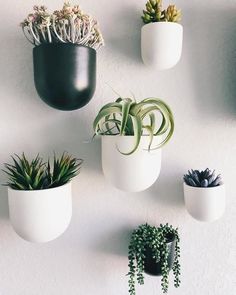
[144,234,176,276]
[141,22,183,70]
[33,44,96,111]
[101,135,161,192]
[183,183,226,222]
[8,182,72,243]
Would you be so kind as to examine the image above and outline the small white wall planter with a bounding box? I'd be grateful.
[102,135,162,192]
[141,22,183,70]
[183,183,226,222]
[8,182,72,243]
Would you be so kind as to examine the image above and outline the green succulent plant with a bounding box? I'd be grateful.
[46,152,83,188]
[184,168,223,188]
[3,153,83,190]
[142,0,181,24]
[21,2,104,50]
[164,4,181,22]
[93,97,174,155]
[128,223,181,295]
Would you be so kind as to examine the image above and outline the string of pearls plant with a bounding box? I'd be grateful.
[21,2,104,50]
[128,223,181,294]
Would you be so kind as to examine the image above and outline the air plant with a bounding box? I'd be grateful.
[128,223,181,295]
[183,169,223,188]
[142,0,181,24]
[93,97,174,155]
[3,153,83,190]
[21,2,104,50]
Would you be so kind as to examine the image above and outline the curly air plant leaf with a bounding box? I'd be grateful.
[20,2,104,50]
[127,223,181,295]
[183,168,223,188]
[141,0,181,24]
[2,153,83,190]
[93,97,174,155]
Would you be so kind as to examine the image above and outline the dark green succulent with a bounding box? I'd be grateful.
[142,0,181,24]
[183,169,223,188]
[3,153,83,190]
[128,223,181,295]
[46,152,83,188]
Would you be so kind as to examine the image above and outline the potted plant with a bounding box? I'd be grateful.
[183,169,226,222]
[128,223,181,294]
[3,153,82,242]
[93,96,174,192]
[141,0,183,70]
[21,2,104,111]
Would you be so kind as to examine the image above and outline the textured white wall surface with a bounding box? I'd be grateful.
[0,0,236,294]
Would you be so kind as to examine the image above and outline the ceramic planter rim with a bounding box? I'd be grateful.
[33,43,96,53]
[142,21,183,29]
[7,181,71,194]
[183,182,225,191]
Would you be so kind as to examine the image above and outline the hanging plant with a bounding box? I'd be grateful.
[93,97,174,155]
[128,223,181,294]
[3,153,83,242]
[183,168,226,222]
[141,0,183,69]
[21,2,104,111]
[93,96,174,192]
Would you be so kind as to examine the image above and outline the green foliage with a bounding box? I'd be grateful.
[93,97,174,155]
[3,153,83,190]
[128,223,181,294]
[142,0,181,24]
[184,168,223,188]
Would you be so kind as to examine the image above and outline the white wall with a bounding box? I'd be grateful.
[0,0,235,294]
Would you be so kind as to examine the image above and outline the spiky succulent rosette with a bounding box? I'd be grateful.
[21,2,104,50]
[142,0,181,24]
[183,169,223,188]
[3,153,83,190]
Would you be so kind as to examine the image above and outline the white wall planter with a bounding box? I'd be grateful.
[183,183,226,222]
[141,22,183,70]
[8,182,72,243]
[101,135,161,192]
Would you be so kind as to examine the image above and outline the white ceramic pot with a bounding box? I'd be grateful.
[8,182,72,243]
[141,22,183,70]
[102,136,162,192]
[183,183,226,222]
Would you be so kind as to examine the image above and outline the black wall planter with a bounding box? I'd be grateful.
[144,234,176,276]
[33,44,96,111]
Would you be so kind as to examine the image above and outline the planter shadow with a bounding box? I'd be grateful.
[33,44,96,111]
